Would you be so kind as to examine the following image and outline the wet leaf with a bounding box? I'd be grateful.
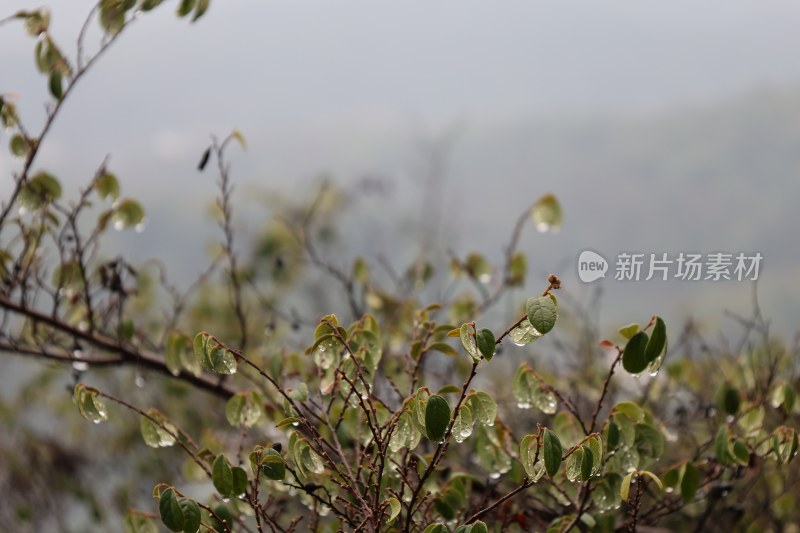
[140,409,177,448]
[475,328,496,360]
[112,198,145,229]
[531,193,562,233]
[425,395,451,441]
[158,488,184,532]
[680,462,700,502]
[178,498,201,533]
[526,294,558,335]
[543,429,562,477]
[622,332,649,374]
[212,454,233,497]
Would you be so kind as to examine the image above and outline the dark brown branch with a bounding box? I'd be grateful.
[0,294,236,398]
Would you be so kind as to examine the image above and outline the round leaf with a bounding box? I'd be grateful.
[543,429,563,477]
[526,295,558,335]
[425,395,451,442]
[212,454,234,497]
[158,488,185,532]
[622,332,649,374]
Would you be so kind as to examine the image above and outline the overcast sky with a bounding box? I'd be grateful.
[2,1,800,336]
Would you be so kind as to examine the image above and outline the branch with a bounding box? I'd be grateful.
[0,294,236,399]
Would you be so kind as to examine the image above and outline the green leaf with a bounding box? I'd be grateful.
[638,470,664,490]
[680,462,700,502]
[99,0,127,35]
[714,425,731,465]
[19,172,62,210]
[452,404,474,443]
[276,417,301,429]
[526,294,558,335]
[140,0,163,11]
[73,384,109,424]
[509,318,543,346]
[586,434,603,475]
[613,401,645,423]
[731,440,750,466]
[519,434,537,479]
[784,384,797,413]
[177,0,196,17]
[645,317,666,362]
[437,384,462,394]
[179,498,201,533]
[193,332,210,368]
[720,386,740,416]
[580,444,594,481]
[95,172,120,200]
[542,429,563,477]
[386,497,402,524]
[622,331,649,374]
[475,328,496,360]
[618,323,640,340]
[9,134,31,158]
[620,471,635,501]
[49,70,63,100]
[209,345,237,375]
[112,198,145,229]
[606,421,620,449]
[469,521,489,533]
[140,409,177,448]
[635,423,665,460]
[507,252,527,286]
[423,525,448,533]
[210,503,234,533]
[469,391,497,426]
[212,454,234,497]
[427,342,457,357]
[158,488,185,532]
[531,193,563,233]
[260,449,286,480]
[226,391,264,428]
[565,446,583,482]
[425,395,451,441]
[192,0,210,21]
[639,470,663,491]
[232,466,248,496]
[23,9,50,36]
[460,323,480,362]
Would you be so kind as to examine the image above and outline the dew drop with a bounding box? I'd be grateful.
[478,273,491,284]
[135,221,146,233]
[488,472,501,480]
[135,374,145,388]
[113,220,124,231]
[516,402,532,409]
[292,421,300,427]
[72,360,89,372]
[535,222,551,233]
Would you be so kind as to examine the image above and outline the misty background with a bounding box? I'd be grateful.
[2,0,800,340]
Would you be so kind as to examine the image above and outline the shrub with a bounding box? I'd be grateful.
[1,3,798,532]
